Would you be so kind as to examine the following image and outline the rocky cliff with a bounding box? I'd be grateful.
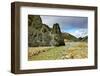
[28,15,65,47]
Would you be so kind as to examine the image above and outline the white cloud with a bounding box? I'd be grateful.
[40,15,88,38]
[70,29,88,38]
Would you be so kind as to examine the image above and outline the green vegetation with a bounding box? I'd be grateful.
[62,33,78,42]
[28,42,88,60]
[28,15,88,61]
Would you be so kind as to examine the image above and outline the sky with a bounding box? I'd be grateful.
[41,15,88,38]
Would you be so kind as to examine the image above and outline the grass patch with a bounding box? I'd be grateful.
[28,42,88,61]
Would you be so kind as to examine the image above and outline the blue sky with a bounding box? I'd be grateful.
[41,15,88,38]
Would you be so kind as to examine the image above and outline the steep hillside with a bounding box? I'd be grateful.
[28,15,65,47]
[62,33,78,42]
[78,36,88,42]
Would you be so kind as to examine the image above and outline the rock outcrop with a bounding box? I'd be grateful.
[50,23,65,46]
[28,15,65,47]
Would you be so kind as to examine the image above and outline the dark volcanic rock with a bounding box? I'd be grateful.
[52,23,61,34]
[28,15,42,29]
[28,15,65,47]
[40,24,51,46]
[51,23,65,46]
[28,15,43,47]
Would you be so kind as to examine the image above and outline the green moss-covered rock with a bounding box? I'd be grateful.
[28,15,65,47]
[28,15,43,47]
[28,15,42,29]
[51,23,65,46]
[40,24,51,46]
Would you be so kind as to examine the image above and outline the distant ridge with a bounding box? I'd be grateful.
[28,15,88,47]
[78,36,88,42]
[62,32,78,42]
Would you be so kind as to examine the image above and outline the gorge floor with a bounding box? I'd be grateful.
[28,42,88,60]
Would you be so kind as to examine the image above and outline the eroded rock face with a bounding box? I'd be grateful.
[40,24,51,46]
[28,15,65,47]
[51,23,65,46]
[28,15,42,29]
[28,15,43,47]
